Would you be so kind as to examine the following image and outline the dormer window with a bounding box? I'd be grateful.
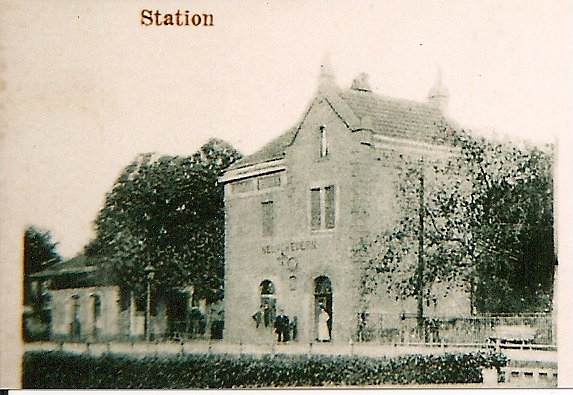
[319,125,328,157]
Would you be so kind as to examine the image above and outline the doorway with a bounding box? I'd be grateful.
[90,294,101,338]
[314,276,332,341]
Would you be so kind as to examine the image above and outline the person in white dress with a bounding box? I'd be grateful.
[317,306,330,342]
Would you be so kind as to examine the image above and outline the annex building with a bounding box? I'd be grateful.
[220,67,471,344]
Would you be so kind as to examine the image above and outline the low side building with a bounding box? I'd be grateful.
[30,254,123,341]
[30,254,216,342]
[30,254,174,341]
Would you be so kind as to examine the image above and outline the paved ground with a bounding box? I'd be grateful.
[24,340,557,364]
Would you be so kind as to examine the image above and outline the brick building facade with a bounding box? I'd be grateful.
[220,68,471,344]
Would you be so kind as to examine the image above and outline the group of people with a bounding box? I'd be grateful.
[252,306,298,342]
[252,304,332,343]
[274,310,298,342]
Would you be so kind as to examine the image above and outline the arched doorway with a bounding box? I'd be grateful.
[90,294,102,338]
[259,280,276,328]
[70,294,81,337]
[314,276,332,341]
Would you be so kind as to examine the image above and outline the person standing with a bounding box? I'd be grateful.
[290,316,298,341]
[357,312,367,342]
[263,302,271,327]
[252,305,263,328]
[317,305,330,342]
[274,310,290,342]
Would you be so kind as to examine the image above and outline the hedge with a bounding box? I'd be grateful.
[23,350,506,388]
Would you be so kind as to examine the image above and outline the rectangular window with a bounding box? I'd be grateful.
[324,185,335,229]
[258,174,281,190]
[310,188,321,230]
[310,185,336,230]
[320,125,328,157]
[262,201,274,237]
[232,179,254,194]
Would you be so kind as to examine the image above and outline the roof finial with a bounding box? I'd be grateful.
[318,53,336,91]
[427,67,449,112]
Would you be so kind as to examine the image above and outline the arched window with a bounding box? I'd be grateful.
[260,279,275,295]
[314,276,332,296]
[259,280,276,327]
[289,275,297,291]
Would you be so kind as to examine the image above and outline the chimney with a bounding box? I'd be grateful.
[351,73,372,92]
[318,54,336,91]
[426,69,449,112]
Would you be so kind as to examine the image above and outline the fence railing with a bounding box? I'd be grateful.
[358,313,554,346]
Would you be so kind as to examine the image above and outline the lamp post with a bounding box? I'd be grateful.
[416,159,426,342]
[144,264,155,341]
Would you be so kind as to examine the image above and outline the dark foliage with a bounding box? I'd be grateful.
[23,226,61,340]
[23,350,506,388]
[359,130,555,316]
[85,139,241,303]
[23,226,61,278]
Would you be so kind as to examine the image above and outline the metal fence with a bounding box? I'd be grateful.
[359,313,554,346]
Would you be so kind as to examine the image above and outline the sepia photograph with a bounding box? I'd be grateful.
[1,0,571,389]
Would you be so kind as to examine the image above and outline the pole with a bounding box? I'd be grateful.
[416,163,425,341]
[145,279,151,341]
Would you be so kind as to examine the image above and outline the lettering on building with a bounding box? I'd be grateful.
[261,240,317,255]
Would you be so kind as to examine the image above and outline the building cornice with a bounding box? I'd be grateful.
[219,159,286,184]
[368,133,459,158]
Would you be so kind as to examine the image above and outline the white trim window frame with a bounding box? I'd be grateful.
[319,124,328,158]
[310,184,336,231]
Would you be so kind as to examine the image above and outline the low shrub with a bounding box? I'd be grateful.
[23,350,506,388]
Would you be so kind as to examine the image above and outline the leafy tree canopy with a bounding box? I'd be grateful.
[86,138,242,303]
[24,226,62,276]
[23,226,61,309]
[359,130,554,315]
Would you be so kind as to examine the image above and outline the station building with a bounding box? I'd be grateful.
[219,68,471,344]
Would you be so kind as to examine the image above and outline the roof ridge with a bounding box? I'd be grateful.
[339,88,438,110]
[227,85,455,172]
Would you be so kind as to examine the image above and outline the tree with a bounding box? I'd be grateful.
[23,226,61,341]
[86,139,242,304]
[359,130,555,326]
[23,226,61,306]
[464,138,555,313]
[358,156,469,334]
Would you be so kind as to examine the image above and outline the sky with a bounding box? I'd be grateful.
[2,1,571,259]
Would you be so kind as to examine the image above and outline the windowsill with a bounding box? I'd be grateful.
[310,228,336,235]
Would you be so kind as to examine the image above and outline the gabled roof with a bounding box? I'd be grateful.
[230,127,298,170]
[338,89,453,144]
[227,75,456,171]
[29,253,116,289]
[29,254,98,278]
